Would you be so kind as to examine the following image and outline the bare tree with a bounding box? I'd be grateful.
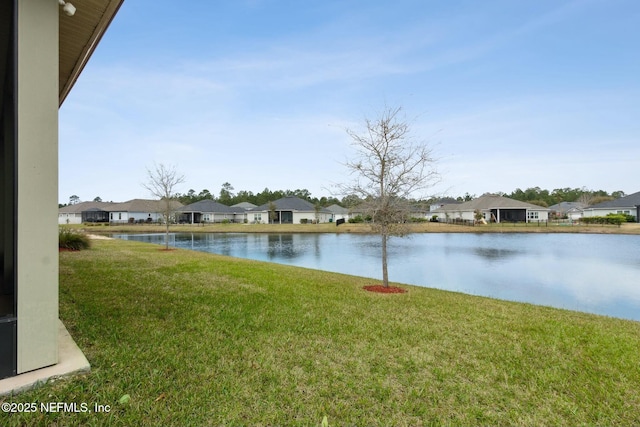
[577,193,594,206]
[338,106,439,287]
[143,163,186,250]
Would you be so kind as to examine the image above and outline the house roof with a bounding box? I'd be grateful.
[548,202,587,212]
[435,195,550,212]
[437,203,464,212]
[251,196,331,213]
[586,191,640,209]
[326,204,349,214]
[59,201,115,214]
[410,204,430,213]
[59,199,183,214]
[178,200,239,214]
[109,199,183,212]
[432,198,461,206]
[231,202,257,210]
[59,0,125,105]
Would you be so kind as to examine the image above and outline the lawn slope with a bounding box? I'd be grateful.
[2,239,639,426]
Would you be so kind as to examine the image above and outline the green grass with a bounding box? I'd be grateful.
[2,238,640,426]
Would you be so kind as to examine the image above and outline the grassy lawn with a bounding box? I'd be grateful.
[2,238,640,426]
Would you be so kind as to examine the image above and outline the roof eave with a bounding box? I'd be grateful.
[59,0,125,106]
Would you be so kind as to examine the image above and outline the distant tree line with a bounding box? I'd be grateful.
[174,182,344,207]
[175,184,439,210]
[61,186,627,210]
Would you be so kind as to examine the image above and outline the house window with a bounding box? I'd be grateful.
[254,213,262,222]
[527,211,539,220]
[617,210,630,215]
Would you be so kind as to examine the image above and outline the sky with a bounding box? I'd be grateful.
[58,0,640,204]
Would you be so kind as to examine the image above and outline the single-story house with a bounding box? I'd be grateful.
[326,204,350,222]
[433,194,550,223]
[58,199,183,225]
[581,191,640,222]
[548,202,587,221]
[58,201,114,224]
[177,199,249,223]
[249,196,332,224]
[107,199,183,224]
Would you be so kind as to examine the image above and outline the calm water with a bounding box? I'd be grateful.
[112,232,640,321]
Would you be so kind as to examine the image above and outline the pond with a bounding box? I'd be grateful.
[111,232,640,322]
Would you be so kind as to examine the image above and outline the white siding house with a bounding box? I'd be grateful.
[58,201,113,224]
[107,199,183,224]
[581,191,640,221]
[433,194,550,223]
[58,199,183,225]
[177,200,249,223]
[249,196,332,224]
[548,202,587,220]
[58,206,85,225]
[326,204,350,222]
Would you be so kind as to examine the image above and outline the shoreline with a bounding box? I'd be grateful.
[72,221,640,235]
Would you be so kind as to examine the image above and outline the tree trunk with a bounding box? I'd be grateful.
[381,227,389,287]
[165,220,170,250]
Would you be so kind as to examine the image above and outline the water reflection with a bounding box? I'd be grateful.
[268,234,296,259]
[472,247,522,261]
[111,232,640,322]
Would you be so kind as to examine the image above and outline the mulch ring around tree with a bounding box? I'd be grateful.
[363,285,407,294]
